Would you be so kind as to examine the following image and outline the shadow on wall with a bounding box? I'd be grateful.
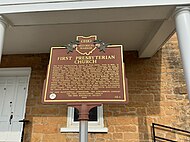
[133,50,161,141]
[103,50,162,141]
[127,51,162,141]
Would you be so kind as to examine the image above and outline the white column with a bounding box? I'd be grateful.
[175,7,190,98]
[0,16,8,62]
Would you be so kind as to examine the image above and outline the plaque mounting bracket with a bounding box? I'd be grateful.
[67,103,102,120]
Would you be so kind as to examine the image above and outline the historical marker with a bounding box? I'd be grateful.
[42,35,128,104]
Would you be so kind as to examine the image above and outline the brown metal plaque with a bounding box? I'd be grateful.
[42,35,128,104]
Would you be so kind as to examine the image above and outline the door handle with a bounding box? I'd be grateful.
[9,114,13,125]
[19,119,30,123]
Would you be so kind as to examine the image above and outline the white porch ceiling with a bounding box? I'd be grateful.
[1,0,187,57]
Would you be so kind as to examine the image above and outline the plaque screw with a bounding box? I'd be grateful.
[49,93,57,100]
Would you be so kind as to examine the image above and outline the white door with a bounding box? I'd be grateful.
[0,77,29,142]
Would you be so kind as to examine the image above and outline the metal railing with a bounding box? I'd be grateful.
[152,123,190,142]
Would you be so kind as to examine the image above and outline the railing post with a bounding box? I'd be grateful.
[152,123,156,142]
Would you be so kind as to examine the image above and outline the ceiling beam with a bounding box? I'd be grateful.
[138,18,175,58]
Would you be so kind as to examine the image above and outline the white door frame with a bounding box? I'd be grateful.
[0,67,31,142]
[0,67,31,77]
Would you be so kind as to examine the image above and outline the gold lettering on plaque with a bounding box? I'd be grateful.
[80,39,93,43]
[74,55,116,64]
[50,63,120,99]
[57,56,72,61]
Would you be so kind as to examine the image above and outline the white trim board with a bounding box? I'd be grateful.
[0,0,190,14]
[0,0,76,5]
[0,67,31,76]
[60,127,108,133]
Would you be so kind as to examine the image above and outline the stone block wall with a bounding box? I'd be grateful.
[0,34,190,141]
